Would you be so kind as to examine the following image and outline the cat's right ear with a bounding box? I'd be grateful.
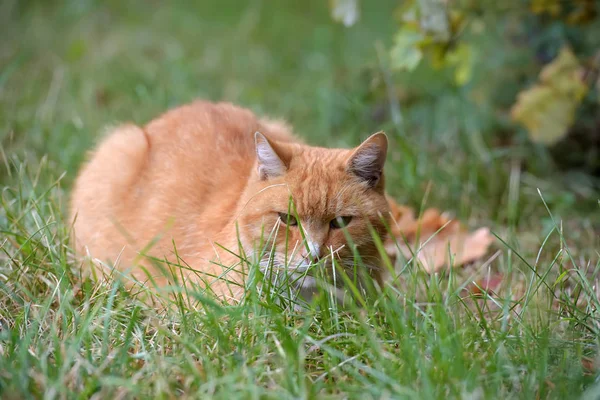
[255,132,288,180]
[347,131,388,187]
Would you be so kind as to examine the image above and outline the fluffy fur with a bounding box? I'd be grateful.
[70,101,390,302]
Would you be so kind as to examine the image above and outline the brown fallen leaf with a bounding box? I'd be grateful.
[385,196,494,273]
[581,356,597,375]
[466,273,504,297]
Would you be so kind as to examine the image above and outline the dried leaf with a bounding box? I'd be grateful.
[582,357,597,375]
[467,274,504,296]
[512,86,578,144]
[385,196,494,273]
[511,46,588,145]
[539,47,587,98]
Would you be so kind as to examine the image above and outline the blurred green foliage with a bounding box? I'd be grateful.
[0,2,598,398]
[331,0,600,177]
[1,0,598,226]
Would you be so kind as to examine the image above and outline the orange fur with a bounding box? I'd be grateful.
[70,101,389,301]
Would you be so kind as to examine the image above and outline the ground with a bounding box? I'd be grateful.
[1,1,599,398]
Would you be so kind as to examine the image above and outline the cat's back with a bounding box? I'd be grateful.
[146,101,258,156]
[145,100,294,158]
[70,100,297,266]
[140,100,298,198]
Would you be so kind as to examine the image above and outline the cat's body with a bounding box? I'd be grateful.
[70,101,389,302]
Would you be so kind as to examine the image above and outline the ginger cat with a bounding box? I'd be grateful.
[70,101,390,303]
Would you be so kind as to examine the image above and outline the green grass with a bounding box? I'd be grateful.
[1,0,600,398]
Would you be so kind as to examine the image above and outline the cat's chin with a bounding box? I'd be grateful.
[292,275,349,310]
[257,258,351,309]
[294,275,318,303]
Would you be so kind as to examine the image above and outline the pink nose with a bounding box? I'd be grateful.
[301,241,321,261]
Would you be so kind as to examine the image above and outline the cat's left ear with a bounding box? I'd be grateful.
[255,132,288,180]
[347,132,388,187]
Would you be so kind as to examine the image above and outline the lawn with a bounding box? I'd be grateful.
[1,0,599,398]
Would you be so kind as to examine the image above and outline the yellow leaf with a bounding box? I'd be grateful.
[445,43,473,86]
[540,47,587,99]
[511,46,588,145]
[530,0,562,16]
[512,87,578,144]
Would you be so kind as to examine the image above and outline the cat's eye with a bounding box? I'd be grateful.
[278,212,298,226]
[330,216,353,229]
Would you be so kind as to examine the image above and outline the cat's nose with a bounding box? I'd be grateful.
[304,241,321,261]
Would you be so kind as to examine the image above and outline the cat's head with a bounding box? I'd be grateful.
[237,131,390,296]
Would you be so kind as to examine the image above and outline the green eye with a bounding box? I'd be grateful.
[278,213,298,226]
[330,216,353,229]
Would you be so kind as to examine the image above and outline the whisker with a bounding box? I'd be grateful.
[233,183,288,221]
